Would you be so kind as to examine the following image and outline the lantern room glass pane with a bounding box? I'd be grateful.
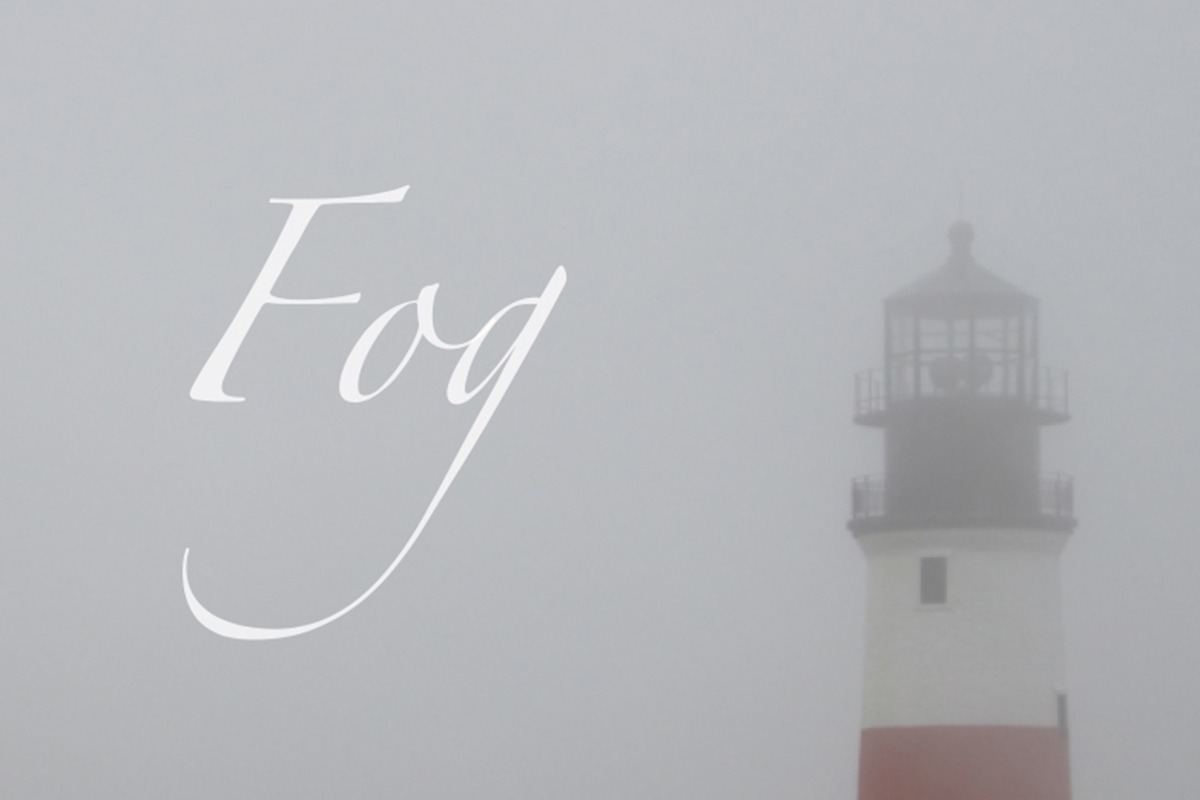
[886,305,1037,404]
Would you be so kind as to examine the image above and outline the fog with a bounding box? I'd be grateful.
[2,2,1198,797]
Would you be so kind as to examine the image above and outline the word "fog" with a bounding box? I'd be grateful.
[182,185,566,640]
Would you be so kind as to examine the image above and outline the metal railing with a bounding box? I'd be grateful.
[1040,473,1074,517]
[854,370,887,418]
[1036,366,1070,417]
[850,473,1075,520]
[854,365,1069,419]
[851,475,885,519]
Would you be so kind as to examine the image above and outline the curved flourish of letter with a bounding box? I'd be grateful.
[182,265,567,640]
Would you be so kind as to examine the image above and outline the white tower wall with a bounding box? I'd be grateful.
[857,528,1070,729]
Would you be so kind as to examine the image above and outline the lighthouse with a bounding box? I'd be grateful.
[849,222,1075,800]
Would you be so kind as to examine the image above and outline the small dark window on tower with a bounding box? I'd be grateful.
[920,557,947,604]
[1057,693,1069,737]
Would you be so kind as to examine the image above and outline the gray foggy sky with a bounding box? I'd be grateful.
[3,2,1199,797]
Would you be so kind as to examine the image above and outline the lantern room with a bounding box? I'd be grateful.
[850,221,1074,533]
[887,221,1037,406]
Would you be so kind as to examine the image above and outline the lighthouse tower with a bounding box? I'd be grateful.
[850,222,1075,800]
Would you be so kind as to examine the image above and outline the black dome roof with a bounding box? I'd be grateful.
[887,221,1035,312]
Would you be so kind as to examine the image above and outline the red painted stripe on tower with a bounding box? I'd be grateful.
[859,726,1070,800]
